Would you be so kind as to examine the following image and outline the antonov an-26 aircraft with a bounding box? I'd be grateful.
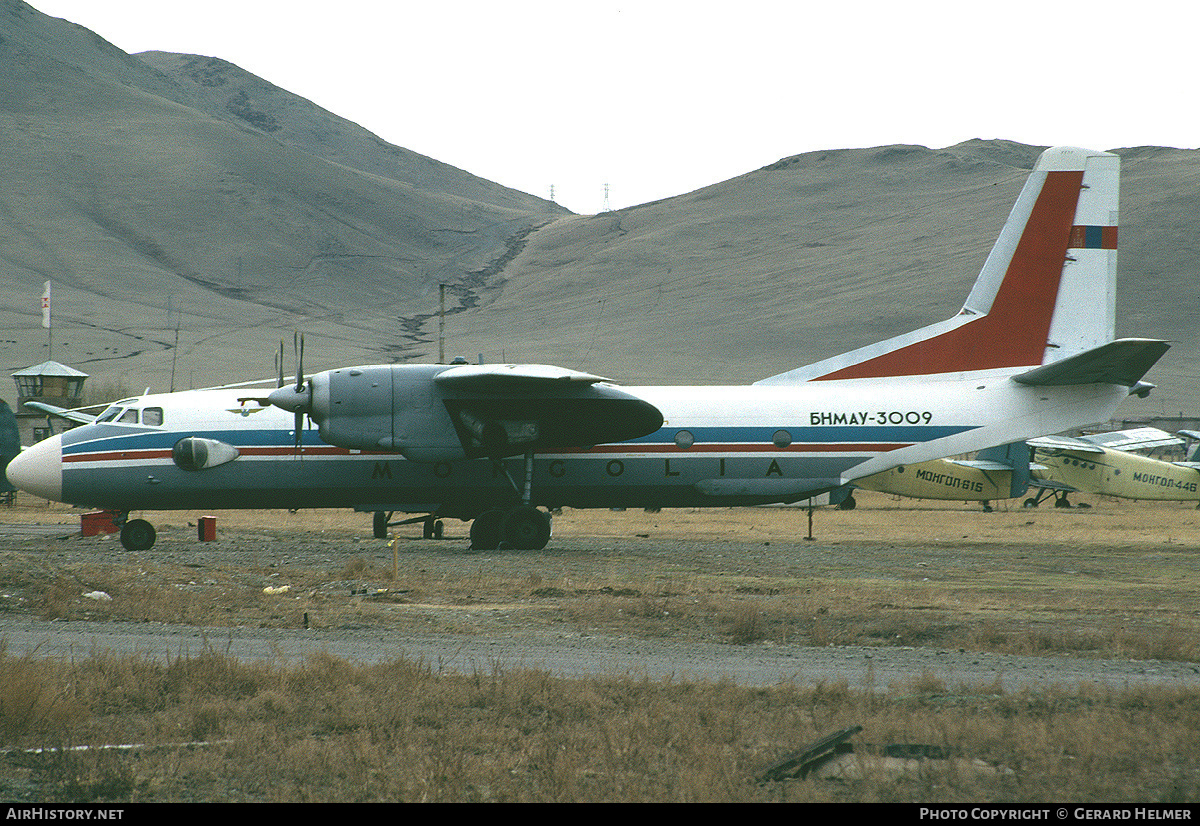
[6,146,1169,551]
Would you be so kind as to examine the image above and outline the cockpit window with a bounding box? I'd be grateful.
[118,409,140,424]
[96,398,138,424]
[143,407,163,426]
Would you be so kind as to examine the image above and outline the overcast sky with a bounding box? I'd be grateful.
[27,0,1200,214]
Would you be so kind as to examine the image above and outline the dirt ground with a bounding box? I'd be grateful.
[1,491,1198,690]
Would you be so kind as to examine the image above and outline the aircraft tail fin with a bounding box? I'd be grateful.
[757,146,1123,385]
[975,441,1032,499]
[1179,430,1200,462]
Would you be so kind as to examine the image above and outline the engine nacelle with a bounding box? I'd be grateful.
[309,365,462,456]
[297,363,663,461]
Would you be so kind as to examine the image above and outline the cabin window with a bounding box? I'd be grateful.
[674,430,694,449]
[773,430,792,448]
[143,407,163,426]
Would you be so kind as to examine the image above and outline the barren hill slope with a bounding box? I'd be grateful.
[450,141,1198,417]
[1,0,1194,419]
[0,0,563,394]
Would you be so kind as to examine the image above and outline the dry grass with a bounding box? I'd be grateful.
[2,495,1199,801]
[2,494,1199,660]
[1,645,1197,803]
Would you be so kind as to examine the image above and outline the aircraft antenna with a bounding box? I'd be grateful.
[439,284,446,364]
[41,281,51,361]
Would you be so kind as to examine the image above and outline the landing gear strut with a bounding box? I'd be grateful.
[468,451,553,551]
[373,511,444,540]
[1023,489,1073,509]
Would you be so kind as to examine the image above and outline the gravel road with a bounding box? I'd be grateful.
[3,502,1199,692]
[2,613,1198,691]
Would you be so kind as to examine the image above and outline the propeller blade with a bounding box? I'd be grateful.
[294,332,305,392]
[276,340,284,388]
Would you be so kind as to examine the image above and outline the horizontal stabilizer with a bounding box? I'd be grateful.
[948,459,1016,471]
[1029,478,1080,493]
[1012,339,1169,388]
[435,363,612,389]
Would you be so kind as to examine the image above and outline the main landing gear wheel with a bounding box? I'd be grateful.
[469,507,551,551]
[120,518,156,551]
[469,509,505,550]
[501,505,552,551]
[373,511,389,539]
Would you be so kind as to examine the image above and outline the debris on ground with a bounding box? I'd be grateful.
[759,726,1012,782]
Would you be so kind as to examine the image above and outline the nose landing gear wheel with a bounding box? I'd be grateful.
[120,518,156,551]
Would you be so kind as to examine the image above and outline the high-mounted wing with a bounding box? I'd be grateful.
[433,363,613,389]
[1027,435,1105,454]
[268,362,663,462]
[434,364,660,459]
[1078,427,1183,452]
[23,401,98,424]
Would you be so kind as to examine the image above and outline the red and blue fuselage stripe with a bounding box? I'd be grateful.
[59,424,979,462]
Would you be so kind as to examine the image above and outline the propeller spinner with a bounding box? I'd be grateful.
[265,333,310,450]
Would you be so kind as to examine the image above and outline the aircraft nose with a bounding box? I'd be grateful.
[5,434,63,502]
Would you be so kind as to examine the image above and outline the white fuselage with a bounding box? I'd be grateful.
[8,371,1127,517]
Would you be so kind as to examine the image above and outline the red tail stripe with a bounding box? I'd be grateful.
[813,170,1084,379]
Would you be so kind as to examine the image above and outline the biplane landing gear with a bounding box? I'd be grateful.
[423,516,445,540]
[1023,490,1072,509]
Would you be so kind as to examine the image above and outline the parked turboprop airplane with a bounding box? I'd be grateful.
[5,146,1169,551]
